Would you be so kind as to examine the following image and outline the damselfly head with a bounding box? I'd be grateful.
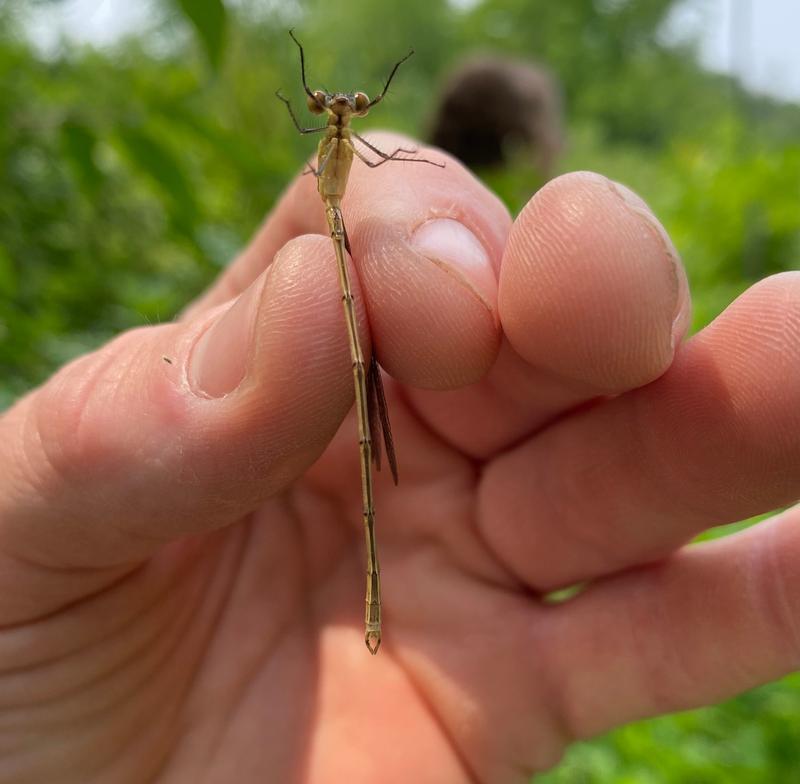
[307,91,371,118]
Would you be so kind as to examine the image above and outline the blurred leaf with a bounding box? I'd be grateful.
[171,0,228,70]
[60,119,103,195]
[114,125,197,223]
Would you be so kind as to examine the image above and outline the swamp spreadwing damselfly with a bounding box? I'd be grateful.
[276,30,444,654]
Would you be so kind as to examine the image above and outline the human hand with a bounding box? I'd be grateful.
[2,134,799,783]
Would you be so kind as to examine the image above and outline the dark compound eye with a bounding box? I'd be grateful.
[354,92,370,115]
[307,90,326,114]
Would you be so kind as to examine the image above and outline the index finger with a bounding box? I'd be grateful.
[186,132,512,388]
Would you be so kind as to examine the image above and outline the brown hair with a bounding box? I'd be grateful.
[429,55,563,177]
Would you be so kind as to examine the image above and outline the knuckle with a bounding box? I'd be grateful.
[31,329,151,486]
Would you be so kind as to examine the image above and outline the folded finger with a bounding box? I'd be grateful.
[479,272,800,589]
[544,505,800,739]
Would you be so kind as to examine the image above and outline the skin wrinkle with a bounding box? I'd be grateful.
[545,573,635,740]
[291,485,352,598]
[400,460,516,592]
[527,456,621,587]
[148,527,252,782]
[0,538,207,672]
[447,472,514,589]
[412,456,521,590]
[14,399,59,514]
[391,562,548,782]
[4,542,212,715]
[302,620,449,783]
[630,387,728,531]
[179,519,291,773]
[194,628,315,784]
[405,338,607,469]
[390,381,465,480]
[657,292,800,513]
[16,337,172,564]
[0,561,141,657]
[23,345,117,508]
[534,611,579,751]
[390,564,517,778]
[612,387,691,556]
[286,489,320,634]
[474,430,587,594]
[501,605,567,777]
[83,573,206,782]
[393,658,484,784]
[755,520,800,670]
[8,574,188,718]
[630,566,700,720]
[672,549,768,706]
[1,532,241,782]
[3,567,197,781]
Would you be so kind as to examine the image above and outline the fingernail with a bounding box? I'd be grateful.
[188,275,266,398]
[410,218,497,309]
[609,180,690,348]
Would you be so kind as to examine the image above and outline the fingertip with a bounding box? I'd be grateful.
[342,131,509,389]
[208,233,359,455]
[360,214,502,390]
[499,171,691,393]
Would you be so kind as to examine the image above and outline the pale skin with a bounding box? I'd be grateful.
[1,132,800,783]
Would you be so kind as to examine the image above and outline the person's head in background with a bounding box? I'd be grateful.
[429,55,564,181]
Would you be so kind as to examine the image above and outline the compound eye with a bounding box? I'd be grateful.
[354,92,370,115]
[307,90,326,114]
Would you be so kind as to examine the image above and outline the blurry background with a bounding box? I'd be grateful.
[1,0,799,779]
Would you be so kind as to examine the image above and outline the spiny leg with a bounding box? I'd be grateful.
[352,131,417,158]
[352,132,446,168]
[352,145,401,169]
[304,140,337,178]
[275,90,326,135]
[352,144,444,170]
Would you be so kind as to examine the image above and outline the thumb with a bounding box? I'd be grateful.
[0,235,362,611]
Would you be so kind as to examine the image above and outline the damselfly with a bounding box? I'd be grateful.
[276,30,443,654]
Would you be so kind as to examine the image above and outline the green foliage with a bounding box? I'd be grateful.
[539,674,800,784]
[171,0,228,70]
[1,0,799,777]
